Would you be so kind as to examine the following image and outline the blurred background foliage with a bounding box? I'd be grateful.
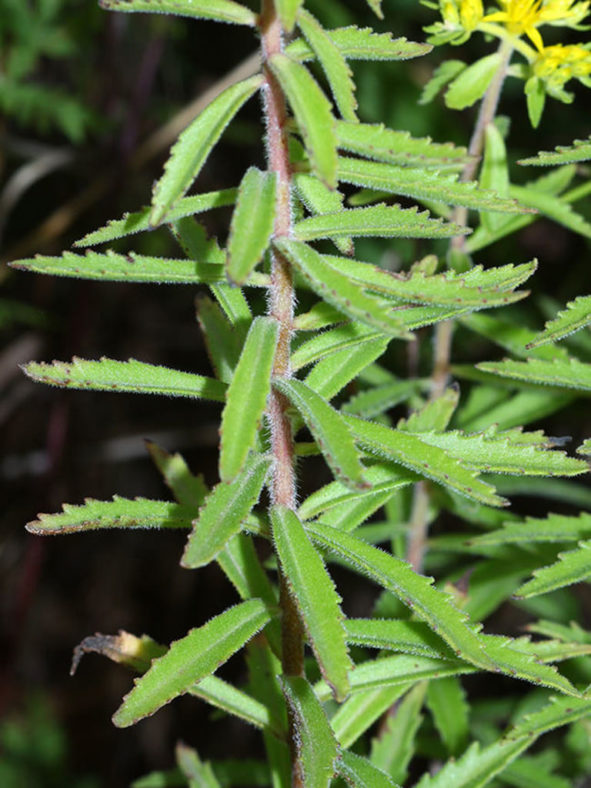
[0,0,589,786]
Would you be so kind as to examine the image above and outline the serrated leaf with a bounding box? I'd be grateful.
[99,0,256,25]
[416,739,528,788]
[419,60,465,105]
[271,506,351,700]
[338,751,399,788]
[73,189,237,247]
[462,312,569,361]
[294,172,353,255]
[269,53,337,187]
[426,676,469,756]
[527,295,591,348]
[274,377,366,490]
[344,415,505,507]
[445,53,502,110]
[23,357,227,401]
[182,453,270,568]
[227,168,276,285]
[287,28,430,63]
[305,338,388,401]
[150,74,262,224]
[470,512,591,547]
[294,203,470,241]
[219,317,277,481]
[518,136,591,166]
[113,599,270,727]
[297,9,357,121]
[516,540,591,598]
[477,357,591,392]
[280,676,339,787]
[26,497,195,535]
[10,250,241,286]
[337,156,530,214]
[371,683,426,783]
[407,429,587,477]
[509,184,591,240]
[277,240,408,337]
[335,120,468,168]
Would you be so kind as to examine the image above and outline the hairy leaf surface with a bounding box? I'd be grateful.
[527,295,591,348]
[518,136,591,166]
[478,357,591,392]
[98,0,257,25]
[287,28,430,62]
[337,750,399,788]
[516,540,591,598]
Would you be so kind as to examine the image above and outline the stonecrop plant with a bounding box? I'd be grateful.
[10,0,591,786]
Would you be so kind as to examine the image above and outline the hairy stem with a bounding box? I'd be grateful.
[260,3,304,785]
[406,39,513,573]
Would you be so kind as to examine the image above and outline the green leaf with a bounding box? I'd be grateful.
[292,323,383,371]
[197,295,241,384]
[335,120,468,168]
[516,540,591,598]
[275,0,303,31]
[469,512,591,547]
[297,9,357,121]
[294,173,353,255]
[176,744,220,788]
[364,0,383,18]
[23,357,227,401]
[445,53,502,110]
[525,75,546,128]
[190,674,282,735]
[343,379,423,419]
[527,295,591,348]
[305,338,389,401]
[337,156,530,214]
[227,168,276,285]
[344,415,505,507]
[477,357,591,392]
[419,60,466,105]
[371,683,426,783]
[479,122,511,233]
[274,377,367,490]
[146,441,208,508]
[331,686,408,749]
[344,618,452,659]
[98,0,257,25]
[426,676,469,756]
[182,453,270,568]
[73,190,237,247]
[271,506,351,700]
[113,599,270,727]
[280,242,410,337]
[287,28,431,63]
[150,74,262,225]
[509,184,591,240]
[294,204,470,241]
[10,250,237,286]
[518,136,591,166]
[26,496,194,535]
[461,312,569,361]
[269,54,337,187]
[338,751,399,788]
[279,676,339,787]
[219,317,278,481]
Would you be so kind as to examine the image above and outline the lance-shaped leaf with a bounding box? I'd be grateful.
[99,0,257,25]
[306,522,495,671]
[274,377,367,490]
[344,618,454,659]
[516,540,591,598]
[469,512,591,547]
[220,317,278,481]
[26,497,195,535]
[190,675,283,735]
[331,686,408,749]
[269,54,337,187]
[344,415,504,507]
[323,254,535,308]
[23,357,227,401]
[150,74,262,225]
[425,677,469,757]
[527,295,591,348]
[462,312,570,361]
[297,9,357,121]
[295,204,469,241]
[294,173,353,255]
[175,743,221,788]
[371,683,426,784]
[406,429,587,477]
[343,380,423,419]
[337,156,530,214]
[420,60,466,105]
[276,240,407,336]
[305,338,389,401]
[292,323,382,370]
[287,28,431,63]
[11,250,231,286]
[73,190,237,247]
[518,136,591,166]
[280,676,339,788]
[338,751,399,788]
[182,453,270,568]
[113,599,270,727]
[275,0,303,31]
[445,53,502,110]
[335,120,468,168]
[196,295,241,383]
[146,441,207,508]
[509,184,591,240]
[272,506,352,700]
[477,357,591,392]
[227,168,276,285]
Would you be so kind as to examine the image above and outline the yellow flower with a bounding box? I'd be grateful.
[460,0,485,29]
[534,42,591,84]
[538,0,590,25]
[484,0,590,51]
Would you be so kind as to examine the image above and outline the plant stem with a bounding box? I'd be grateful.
[406,39,513,573]
[260,3,304,785]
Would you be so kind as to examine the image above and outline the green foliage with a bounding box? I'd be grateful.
[13,0,591,785]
